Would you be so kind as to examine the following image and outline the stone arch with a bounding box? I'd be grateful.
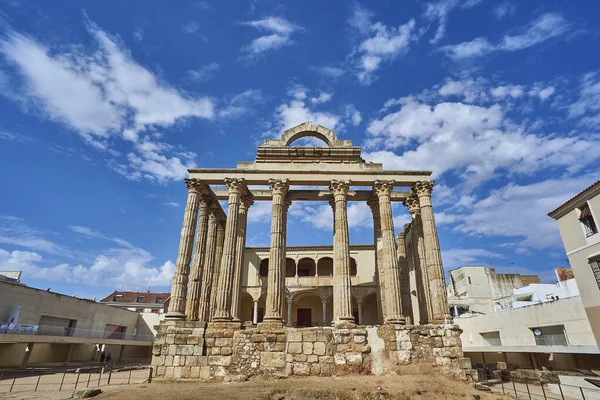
[317,257,333,276]
[240,292,255,323]
[280,122,338,147]
[292,291,326,327]
[297,257,316,276]
[285,258,296,277]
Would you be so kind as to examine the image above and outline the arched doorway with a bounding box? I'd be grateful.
[361,293,379,325]
[293,292,325,327]
[259,259,269,278]
[240,292,255,323]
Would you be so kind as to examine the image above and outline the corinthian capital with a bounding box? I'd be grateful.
[373,180,395,197]
[239,195,254,211]
[224,178,246,194]
[403,195,420,217]
[268,178,289,196]
[184,178,209,194]
[330,180,351,196]
[414,180,434,198]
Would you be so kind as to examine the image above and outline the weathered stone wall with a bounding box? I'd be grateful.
[152,322,466,380]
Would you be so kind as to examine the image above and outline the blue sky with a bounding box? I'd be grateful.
[0,0,599,300]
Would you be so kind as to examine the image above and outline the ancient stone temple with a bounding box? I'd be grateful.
[152,122,466,380]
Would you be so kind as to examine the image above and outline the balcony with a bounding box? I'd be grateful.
[285,275,360,287]
[0,324,153,344]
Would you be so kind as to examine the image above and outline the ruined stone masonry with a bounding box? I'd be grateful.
[154,122,466,380]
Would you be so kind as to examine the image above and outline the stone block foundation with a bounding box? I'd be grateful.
[152,321,467,380]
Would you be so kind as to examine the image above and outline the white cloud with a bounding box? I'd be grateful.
[240,17,300,58]
[310,92,333,104]
[441,248,502,271]
[441,13,569,60]
[186,62,220,83]
[182,21,200,34]
[247,201,273,223]
[218,89,264,119]
[133,28,144,42]
[354,19,417,85]
[0,216,72,256]
[439,175,599,249]
[348,3,374,36]
[313,66,346,79]
[568,71,600,128]
[274,87,342,133]
[0,21,215,182]
[493,3,516,19]
[491,84,524,98]
[363,96,600,189]
[289,202,373,231]
[423,0,482,44]
[164,202,180,207]
[345,105,363,126]
[0,130,33,142]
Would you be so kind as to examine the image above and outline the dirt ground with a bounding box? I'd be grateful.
[0,369,510,400]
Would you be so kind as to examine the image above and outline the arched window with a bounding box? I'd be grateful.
[259,259,269,277]
[317,257,333,276]
[297,258,316,276]
[285,258,296,277]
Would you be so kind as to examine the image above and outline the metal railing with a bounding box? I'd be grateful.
[0,325,153,342]
[472,368,600,400]
[0,362,152,393]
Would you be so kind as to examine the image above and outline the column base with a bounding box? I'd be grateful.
[165,311,186,320]
[257,320,284,330]
[207,321,243,330]
[333,318,356,329]
[385,316,406,325]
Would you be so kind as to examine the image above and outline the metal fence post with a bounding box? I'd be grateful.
[59,372,66,391]
[75,372,81,389]
[147,367,153,383]
[558,383,565,400]
[34,374,41,392]
[541,381,547,400]
[526,379,531,399]
[512,379,517,397]
[128,367,133,384]
[86,372,91,388]
[10,376,16,393]
[107,367,112,385]
[580,387,586,400]
[97,369,102,387]
[501,381,505,395]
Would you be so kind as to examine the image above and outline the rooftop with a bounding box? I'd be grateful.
[548,180,600,219]
[100,291,170,304]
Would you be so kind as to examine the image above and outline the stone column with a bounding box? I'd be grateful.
[322,300,327,325]
[368,197,386,324]
[397,232,412,320]
[198,204,219,322]
[374,180,405,325]
[263,179,289,324]
[414,181,449,323]
[213,178,245,322]
[281,196,292,320]
[404,196,432,324]
[252,300,259,324]
[404,224,420,324]
[166,178,202,319]
[330,180,354,326]
[185,190,212,321]
[287,298,293,327]
[231,195,253,321]
[357,299,363,325]
[209,218,226,321]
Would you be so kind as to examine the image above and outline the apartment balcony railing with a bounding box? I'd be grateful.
[0,325,153,342]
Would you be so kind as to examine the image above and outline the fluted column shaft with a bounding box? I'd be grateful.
[264,179,289,323]
[186,193,212,321]
[414,181,448,323]
[213,178,245,322]
[368,197,386,324]
[209,220,226,321]
[166,179,202,319]
[198,208,219,322]
[397,232,412,321]
[331,180,354,325]
[404,224,418,324]
[231,195,253,321]
[374,180,405,324]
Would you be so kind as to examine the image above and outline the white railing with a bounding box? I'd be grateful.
[0,324,153,342]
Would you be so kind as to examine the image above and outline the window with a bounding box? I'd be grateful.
[468,277,472,284]
[155,296,165,303]
[590,259,600,290]
[531,325,567,346]
[113,294,123,301]
[481,331,502,346]
[579,204,598,237]
[104,324,127,340]
[259,259,269,277]
[136,295,145,302]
